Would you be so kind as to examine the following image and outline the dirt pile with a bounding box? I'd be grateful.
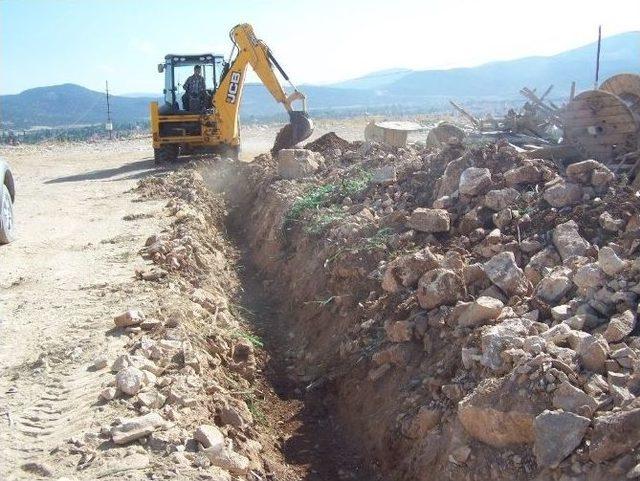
[220,136,640,480]
[305,131,353,154]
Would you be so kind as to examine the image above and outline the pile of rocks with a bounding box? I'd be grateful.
[238,135,640,480]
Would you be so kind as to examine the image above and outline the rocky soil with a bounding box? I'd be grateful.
[209,133,640,481]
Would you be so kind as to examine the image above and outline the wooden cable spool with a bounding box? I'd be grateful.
[600,73,640,120]
[562,89,639,163]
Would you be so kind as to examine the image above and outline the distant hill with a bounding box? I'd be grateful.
[330,68,413,90]
[0,84,156,128]
[333,31,640,98]
[1,31,638,128]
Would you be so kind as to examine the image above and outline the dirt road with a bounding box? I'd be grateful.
[0,140,169,479]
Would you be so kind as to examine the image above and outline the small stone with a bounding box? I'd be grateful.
[483,252,529,297]
[598,246,627,277]
[407,208,450,233]
[114,309,145,327]
[604,310,637,343]
[573,263,607,291]
[543,182,583,208]
[93,357,109,370]
[111,412,165,445]
[115,366,145,396]
[371,165,397,185]
[552,221,590,261]
[277,149,322,179]
[504,162,542,186]
[534,410,590,468]
[552,381,598,415]
[483,188,519,211]
[535,268,572,303]
[100,387,117,401]
[456,296,504,327]
[194,425,224,450]
[416,268,466,310]
[599,212,624,232]
[203,446,250,475]
[138,391,167,409]
[385,320,413,342]
[381,247,441,292]
[577,334,609,373]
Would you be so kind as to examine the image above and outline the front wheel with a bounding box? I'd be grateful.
[154,144,179,164]
[0,183,15,244]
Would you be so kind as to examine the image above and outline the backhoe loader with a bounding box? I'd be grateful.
[150,23,313,162]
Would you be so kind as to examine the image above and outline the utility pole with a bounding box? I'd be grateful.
[105,80,113,140]
[594,25,602,90]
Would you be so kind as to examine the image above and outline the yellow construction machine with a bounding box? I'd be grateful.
[150,23,313,162]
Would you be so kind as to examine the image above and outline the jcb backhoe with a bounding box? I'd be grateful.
[150,23,313,162]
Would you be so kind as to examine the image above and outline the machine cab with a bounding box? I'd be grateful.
[157,53,226,114]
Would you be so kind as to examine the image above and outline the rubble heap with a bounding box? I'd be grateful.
[226,134,640,481]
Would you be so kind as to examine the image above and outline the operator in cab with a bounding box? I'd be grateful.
[183,65,206,112]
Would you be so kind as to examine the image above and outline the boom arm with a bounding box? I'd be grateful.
[213,23,310,146]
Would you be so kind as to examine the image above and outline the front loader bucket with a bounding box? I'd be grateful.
[271,111,314,155]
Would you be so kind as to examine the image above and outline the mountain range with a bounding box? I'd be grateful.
[1,31,638,129]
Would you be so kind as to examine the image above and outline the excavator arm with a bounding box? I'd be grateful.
[213,23,313,151]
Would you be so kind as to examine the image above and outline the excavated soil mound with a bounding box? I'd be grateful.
[215,138,640,481]
[304,131,353,153]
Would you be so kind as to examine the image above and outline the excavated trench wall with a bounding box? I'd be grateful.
[202,138,640,481]
[206,157,494,481]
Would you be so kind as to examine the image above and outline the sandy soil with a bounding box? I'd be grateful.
[0,140,170,479]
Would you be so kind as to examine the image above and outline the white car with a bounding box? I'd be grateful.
[0,159,15,244]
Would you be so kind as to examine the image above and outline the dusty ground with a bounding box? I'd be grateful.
[0,140,168,479]
[0,120,379,480]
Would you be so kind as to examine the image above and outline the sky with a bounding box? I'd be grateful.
[0,0,639,95]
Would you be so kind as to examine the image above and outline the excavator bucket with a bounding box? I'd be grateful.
[271,111,314,155]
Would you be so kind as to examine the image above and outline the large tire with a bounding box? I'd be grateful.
[154,145,179,164]
[0,183,15,244]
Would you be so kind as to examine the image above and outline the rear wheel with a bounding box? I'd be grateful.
[0,183,15,244]
[154,144,179,164]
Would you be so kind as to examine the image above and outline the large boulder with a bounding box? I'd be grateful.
[590,408,640,462]
[115,366,146,396]
[277,149,322,179]
[533,410,590,468]
[406,208,450,233]
[552,221,590,261]
[459,167,492,196]
[566,159,614,188]
[416,268,466,310]
[483,252,530,297]
[382,247,441,292]
[458,375,541,447]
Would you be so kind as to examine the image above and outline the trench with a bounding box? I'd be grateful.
[201,165,376,481]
